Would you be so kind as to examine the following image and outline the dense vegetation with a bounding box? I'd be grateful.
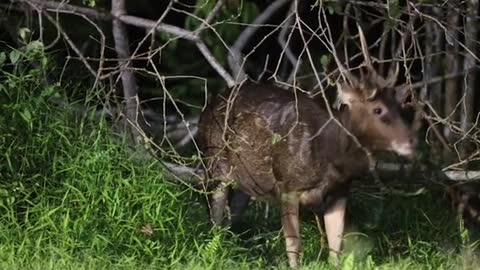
[0,46,479,269]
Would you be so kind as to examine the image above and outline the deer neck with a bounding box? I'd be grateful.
[335,106,370,156]
[329,107,371,176]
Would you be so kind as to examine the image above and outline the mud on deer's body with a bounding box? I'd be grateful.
[197,26,418,268]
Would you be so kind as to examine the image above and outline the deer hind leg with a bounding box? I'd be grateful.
[323,197,347,259]
[281,192,301,268]
[229,189,251,225]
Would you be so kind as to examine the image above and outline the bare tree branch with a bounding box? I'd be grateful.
[397,70,471,92]
[17,0,235,87]
[276,0,300,83]
[201,0,224,29]
[39,10,97,77]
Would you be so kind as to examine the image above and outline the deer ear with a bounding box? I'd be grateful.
[337,83,362,107]
[394,85,412,105]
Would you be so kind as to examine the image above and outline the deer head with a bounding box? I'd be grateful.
[335,25,417,158]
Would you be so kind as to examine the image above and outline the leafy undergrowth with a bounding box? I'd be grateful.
[1,47,479,270]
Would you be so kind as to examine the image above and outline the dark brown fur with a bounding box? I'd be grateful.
[198,82,415,204]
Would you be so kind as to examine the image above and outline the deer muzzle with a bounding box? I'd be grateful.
[391,136,417,159]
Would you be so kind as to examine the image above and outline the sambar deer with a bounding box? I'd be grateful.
[197,26,417,268]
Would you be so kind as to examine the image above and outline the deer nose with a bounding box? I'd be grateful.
[409,136,418,148]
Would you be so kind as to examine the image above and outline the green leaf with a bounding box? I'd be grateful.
[9,50,21,64]
[0,188,8,197]
[25,40,44,53]
[0,51,6,64]
[326,2,342,15]
[271,133,282,145]
[82,0,97,7]
[18,28,31,42]
[41,56,48,68]
[41,86,58,98]
[0,52,6,66]
[20,108,33,129]
[184,0,214,30]
[241,2,260,23]
[327,5,335,15]
[386,0,403,28]
[320,55,331,71]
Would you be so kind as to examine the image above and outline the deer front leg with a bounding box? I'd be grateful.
[324,197,347,259]
[209,182,230,226]
[281,192,301,268]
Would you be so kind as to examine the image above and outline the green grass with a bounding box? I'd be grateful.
[0,47,479,269]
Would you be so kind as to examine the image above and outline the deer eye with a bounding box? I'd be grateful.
[373,107,383,115]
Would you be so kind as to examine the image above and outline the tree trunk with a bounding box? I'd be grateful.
[444,8,460,156]
[425,12,444,157]
[111,0,145,143]
[461,0,478,157]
